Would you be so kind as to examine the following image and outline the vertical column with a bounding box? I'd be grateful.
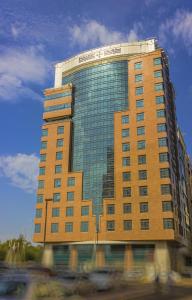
[70,245,78,271]
[96,245,105,268]
[154,241,171,281]
[124,244,133,271]
[42,244,54,267]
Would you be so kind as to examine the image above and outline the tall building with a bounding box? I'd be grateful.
[33,39,192,273]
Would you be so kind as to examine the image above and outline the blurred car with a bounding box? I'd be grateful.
[88,268,122,291]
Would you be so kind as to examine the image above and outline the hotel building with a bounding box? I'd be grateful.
[33,39,192,273]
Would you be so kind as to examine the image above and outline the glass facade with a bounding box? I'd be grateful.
[62,61,128,217]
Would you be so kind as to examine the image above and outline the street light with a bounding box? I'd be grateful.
[43,198,53,247]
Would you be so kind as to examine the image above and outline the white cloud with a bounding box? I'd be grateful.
[0,46,50,102]
[0,153,39,193]
[70,20,141,47]
[159,10,192,52]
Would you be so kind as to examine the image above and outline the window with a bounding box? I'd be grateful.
[137,126,145,136]
[106,220,115,231]
[135,62,142,69]
[56,151,63,160]
[66,207,74,216]
[155,83,164,91]
[67,191,74,201]
[157,109,166,118]
[123,203,132,213]
[52,208,60,217]
[139,186,148,196]
[34,224,41,233]
[38,180,44,189]
[39,167,45,175]
[54,179,61,188]
[41,141,47,149]
[68,177,75,186]
[122,115,129,124]
[123,187,131,197]
[136,87,144,96]
[138,155,146,165]
[107,204,115,215]
[158,137,168,147]
[122,157,130,166]
[37,194,43,203]
[139,170,147,180]
[122,128,130,138]
[40,154,46,162]
[57,139,64,147]
[154,70,162,78]
[55,165,62,174]
[161,184,172,195]
[65,222,73,232]
[154,57,161,65]
[163,218,174,229]
[135,74,143,82]
[124,220,132,231]
[122,143,130,152]
[160,168,170,178]
[156,95,165,104]
[36,208,42,218]
[81,221,89,232]
[51,223,58,233]
[42,128,48,137]
[81,206,89,216]
[123,172,131,181]
[157,123,166,132]
[159,152,169,162]
[57,126,64,134]
[53,193,61,202]
[140,219,149,230]
[136,99,144,108]
[162,201,173,212]
[137,140,146,150]
[140,202,148,212]
[136,112,144,121]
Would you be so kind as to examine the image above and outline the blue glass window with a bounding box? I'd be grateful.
[135,74,143,82]
[156,95,165,104]
[139,186,148,196]
[66,207,74,216]
[155,83,164,91]
[124,220,132,230]
[136,99,144,108]
[107,204,115,214]
[53,193,61,202]
[40,154,46,162]
[42,128,48,136]
[45,103,71,112]
[68,177,75,186]
[136,112,144,121]
[123,172,131,181]
[163,218,174,229]
[38,180,44,189]
[140,202,148,212]
[80,221,89,232]
[159,152,169,162]
[157,110,166,118]
[67,192,74,201]
[154,70,162,78]
[37,194,43,203]
[123,187,131,197]
[36,208,42,218]
[57,139,64,147]
[158,137,168,147]
[139,170,147,180]
[138,155,146,164]
[154,58,162,65]
[122,129,130,138]
[134,62,142,69]
[34,224,41,233]
[123,203,132,213]
[41,141,47,149]
[122,157,130,166]
[157,123,166,132]
[137,140,146,150]
[137,126,145,136]
[65,222,73,232]
[162,201,172,212]
[160,168,170,178]
[55,165,62,174]
[122,143,130,152]
[81,206,89,216]
[39,167,45,175]
[54,179,61,188]
[56,151,63,160]
[122,115,129,124]
[51,223,58,233]
[140,219,149,230]
[161,184,172,195]
[136,87,144,95]
[57,126,64,134]
[52,208,60,217]
[106,221,115,231]
[45,91,71,101]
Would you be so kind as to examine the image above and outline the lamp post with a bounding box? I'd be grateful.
[43,198,52,247]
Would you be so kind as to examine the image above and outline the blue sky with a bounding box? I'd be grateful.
[0,0,192,241]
